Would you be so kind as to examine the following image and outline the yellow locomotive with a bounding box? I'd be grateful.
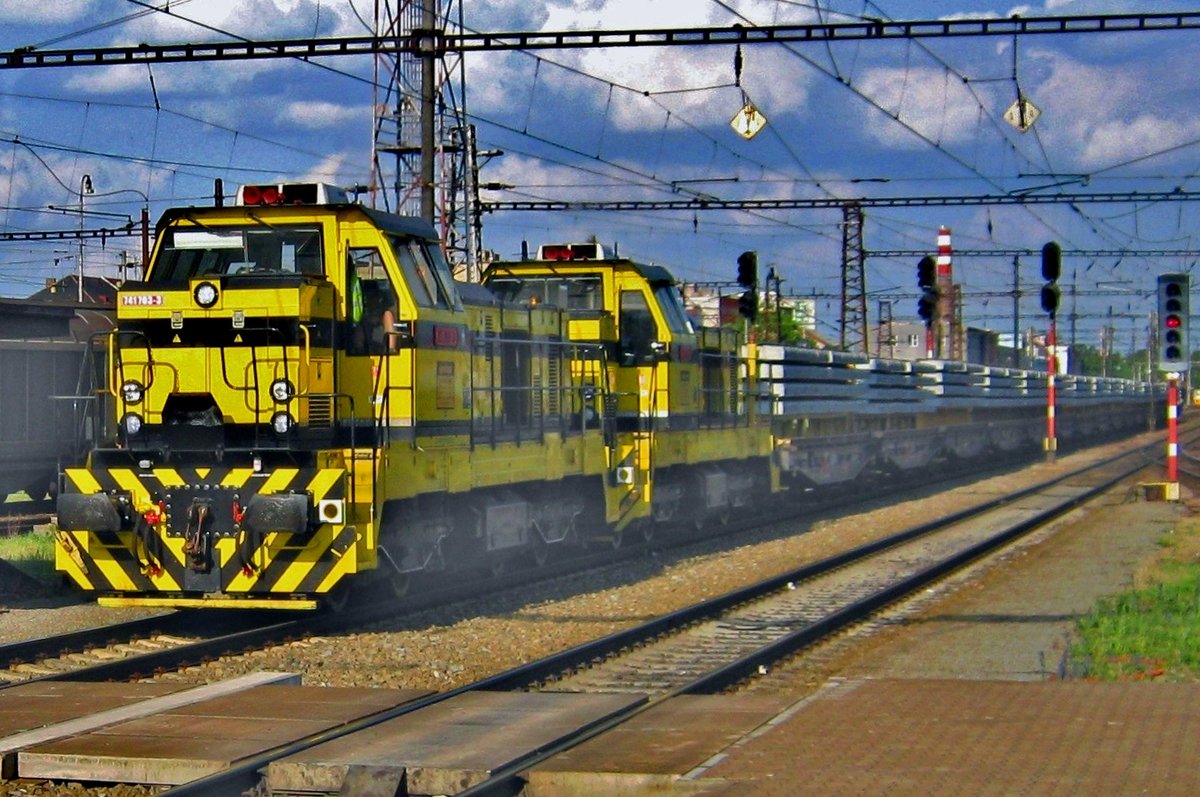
[53,184,1156,609]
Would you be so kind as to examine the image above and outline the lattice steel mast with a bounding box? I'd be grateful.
[372,1,478,277]
[840,203,869,353]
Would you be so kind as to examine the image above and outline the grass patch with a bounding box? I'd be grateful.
[1070,520,1200,681]
[0,527,57,584]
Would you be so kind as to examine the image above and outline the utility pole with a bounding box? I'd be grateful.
[1011,256,1021,368]
[420,0,436,224]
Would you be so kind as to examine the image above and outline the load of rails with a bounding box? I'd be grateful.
[51,183,1161,610]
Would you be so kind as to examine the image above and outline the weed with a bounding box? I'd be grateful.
[0,527,57,584]
[1072,537,1200,681]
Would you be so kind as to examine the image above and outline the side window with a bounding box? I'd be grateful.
[392,236,443,308]
[348,247,399,355]
[619,290,660,365]
[423,243,462,308]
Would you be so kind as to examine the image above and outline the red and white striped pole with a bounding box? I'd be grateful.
[1167,373,1179,484]
[1045,316,1057,460]
[936,226,952,358]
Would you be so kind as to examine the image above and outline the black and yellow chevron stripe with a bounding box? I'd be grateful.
[56,464,358,609]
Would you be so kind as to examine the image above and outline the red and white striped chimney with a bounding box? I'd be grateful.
[936,226,953,358]
[936,225,952,283]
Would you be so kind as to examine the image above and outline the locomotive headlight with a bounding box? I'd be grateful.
[271,411,295,435]
[193,281,219,308]
[121,412,144,436]
[270,378,295,403]
[121,380,144,405]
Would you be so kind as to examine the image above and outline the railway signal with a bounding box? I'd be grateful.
[1041,241,1062,460]
[1156,272,1190,498]
[737,251,758,321]
[1156,273,1190,372]
[737,250,758,288]
[1040,241,1061,316]
[916,255,938,358]
[916,255,938,324]
[737,289,758,320]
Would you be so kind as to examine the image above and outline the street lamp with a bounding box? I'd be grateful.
[78,174,93,302]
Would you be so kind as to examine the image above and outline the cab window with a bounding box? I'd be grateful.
[653,283,695,334]
[619,290,660,364]
[389,236,459,309]
[488,275,602,310]
[347,247,399,355]
[155,225,323,281]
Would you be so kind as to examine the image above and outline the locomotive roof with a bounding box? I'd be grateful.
[156,203,441,242]
[487,258,679,287]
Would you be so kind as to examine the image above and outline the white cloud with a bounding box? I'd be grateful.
[0,0,94,25]
[1030,48,1200,169]
[281,101,364,130]
[299,153,352,184]
[1079,116,1200,168]
[853,64,985,150]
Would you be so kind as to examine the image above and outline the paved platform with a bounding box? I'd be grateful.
[529,680,1200,797]
[701,679,1200,796]
[526,695,796,797]
[16,680,431,785]
[1,672,296,780]
[265,690,645,796]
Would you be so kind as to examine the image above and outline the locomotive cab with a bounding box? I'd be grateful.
[54,183,462,607]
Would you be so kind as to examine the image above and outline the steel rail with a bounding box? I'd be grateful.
[0,613,183,675]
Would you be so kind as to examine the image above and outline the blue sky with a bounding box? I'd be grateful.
[0,0,1197,349]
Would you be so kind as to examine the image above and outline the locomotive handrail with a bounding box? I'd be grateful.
[468,333,609,450]
[215,323,292,440]
[108,327,157,398]
[297,323,312,395]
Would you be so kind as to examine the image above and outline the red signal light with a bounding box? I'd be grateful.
[1166,315,1182,329]
[541,244,573,261]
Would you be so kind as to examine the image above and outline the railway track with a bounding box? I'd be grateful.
[0,611,292,686]
[0,434,1059,689]
[155,434,1164,797]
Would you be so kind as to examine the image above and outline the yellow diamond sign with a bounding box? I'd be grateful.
[1004,97,1040,132]
[731,102,767,140]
